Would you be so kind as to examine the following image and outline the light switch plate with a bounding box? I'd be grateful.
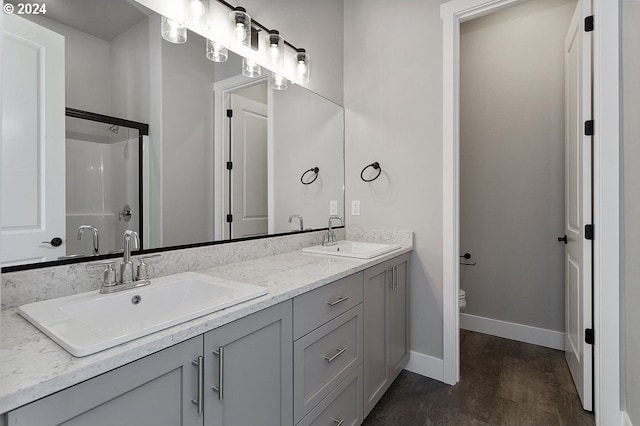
[351,200,361,216]
[330,200,338,215]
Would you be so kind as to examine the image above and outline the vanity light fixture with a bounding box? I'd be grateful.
[206,39,228,62]
[229,7,251,48]
[161,16,187,44]
[242,57,261,78]
[267,30,284,69]
[296,48,310,84]
[270,72,288,90]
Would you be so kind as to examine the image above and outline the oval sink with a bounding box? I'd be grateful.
[17,272,267,357]
[302,241,401,259]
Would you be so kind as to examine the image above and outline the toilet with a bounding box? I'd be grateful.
[458,289,467,312]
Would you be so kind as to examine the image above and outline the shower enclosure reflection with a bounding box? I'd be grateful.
[64,111,145,257]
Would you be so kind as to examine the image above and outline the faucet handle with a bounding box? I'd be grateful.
[89,261,118,288]
[136,254,160,281]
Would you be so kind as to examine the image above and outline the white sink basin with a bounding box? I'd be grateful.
[302,241,401,259]
[17,272,267,357]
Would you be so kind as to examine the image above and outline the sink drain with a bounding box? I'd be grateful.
[131,295,142,305]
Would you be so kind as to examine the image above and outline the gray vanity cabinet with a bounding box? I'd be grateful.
[7,336,204,426]
[203,300,293,426]
[363,253,410,417]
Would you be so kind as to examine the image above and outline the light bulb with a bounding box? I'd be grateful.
[266,30,284,69]
[296,49,310,84]
[190,0,206,17]
[206,39,228,62]
[229,7,251,47]
[242,58,261,78]
[271,73,288,90]
[161,16,187,44]
[235,23,247,42]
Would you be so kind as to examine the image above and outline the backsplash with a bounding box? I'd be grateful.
[1,229,346,309]
[1,228,413,309]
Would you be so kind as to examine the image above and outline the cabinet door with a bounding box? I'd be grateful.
[363,261,391,416]
[389,255,410,379]
[8,337,203,426]
[204,300,293,426]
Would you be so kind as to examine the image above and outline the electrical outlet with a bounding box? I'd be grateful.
[330,200,338,215]
[351,200,361,216]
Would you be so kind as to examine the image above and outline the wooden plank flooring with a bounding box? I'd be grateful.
[363,330,594,425]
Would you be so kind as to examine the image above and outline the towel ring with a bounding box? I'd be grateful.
[300,167,319,185]
[360,162,381,182]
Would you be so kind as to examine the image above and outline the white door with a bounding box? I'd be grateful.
[226,93,268,239]
[1,15,66,266]
[563,0,592,411]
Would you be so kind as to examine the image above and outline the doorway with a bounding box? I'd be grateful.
[457,0,592,411]
[213,76,269,240]
[441,0,621,422]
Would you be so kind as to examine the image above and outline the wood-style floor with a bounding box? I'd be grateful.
[363,330,595,425]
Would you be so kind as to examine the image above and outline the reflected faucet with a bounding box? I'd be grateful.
[77,225,99,255]
[288,214,304,232]
[323,215,344,246]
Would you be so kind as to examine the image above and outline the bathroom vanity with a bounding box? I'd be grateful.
[0,241,411,426]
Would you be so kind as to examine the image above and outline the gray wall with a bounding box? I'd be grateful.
[271,85,344,233]
[459,0,575,332]
[25,15,111,115]
[238,0,344,105]
[160,31,215,247]
[344,0,445,358]
[621,1,640,423]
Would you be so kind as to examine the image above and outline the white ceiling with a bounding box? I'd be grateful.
[36,0,149,41]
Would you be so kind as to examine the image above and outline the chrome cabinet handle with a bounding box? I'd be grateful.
[212,347,224,400]
[323,346,347,363]
[327,296,349,306]
[386,268,394,288]
[393,265,398,289]
[191,356,204,414]
[331,418,345,426]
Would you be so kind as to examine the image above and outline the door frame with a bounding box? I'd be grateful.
[440,0,620,424]
[213,75,268,240]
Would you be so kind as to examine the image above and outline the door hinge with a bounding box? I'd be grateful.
[585,224,594,240]
[585,15,594,32]
[585,120,594,136]
[226,214,233,223]
[226,161,233,170]
[226,109,233,118]
[585,328,594,345]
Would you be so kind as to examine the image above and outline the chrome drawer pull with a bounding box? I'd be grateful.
[323,346,347,363]
[331,418,345,426]
[327,296,349,306]
[212,347,224,401]
[191,356,204,414]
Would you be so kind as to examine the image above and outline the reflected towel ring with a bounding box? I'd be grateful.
[360,162,381,182]
[300,167,319,185]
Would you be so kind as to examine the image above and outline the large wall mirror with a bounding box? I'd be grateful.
[1,0,344,269]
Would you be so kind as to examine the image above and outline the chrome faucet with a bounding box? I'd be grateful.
[91,230,156,293]
[323,215,344,246]
[77,225,99,255]
[121,230,140,284]
[288,214,304,232]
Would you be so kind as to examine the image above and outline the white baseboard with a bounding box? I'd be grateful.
[622,411,634,426]
[460,313,565,350]
[404,350,444,382]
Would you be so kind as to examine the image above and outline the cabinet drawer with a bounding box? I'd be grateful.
[294,272,363,340]
[297,364,363,426]
[294,305,363,423]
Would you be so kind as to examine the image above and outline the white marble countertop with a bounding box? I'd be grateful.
[0,246,411,414]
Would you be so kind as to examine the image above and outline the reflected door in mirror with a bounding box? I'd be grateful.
[1,15,65,267]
